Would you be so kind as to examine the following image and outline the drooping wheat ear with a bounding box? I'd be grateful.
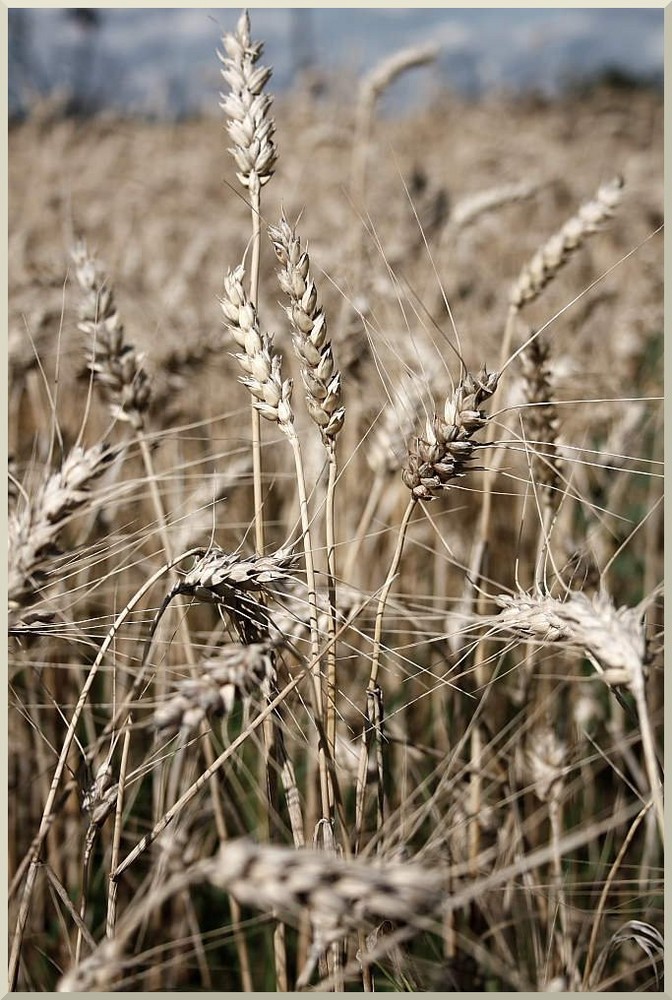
[358,44,439,116]
[495,588,663,837]
[450,181,537,231]
[510,176,624,309]
[402,367,500,501]
[159,545,297,651]
[71,239,151,430]
[9,443,115,618]
[180,546,299,602]
[268,214,345,444]
[218,8,277,195]
[207,839,444,985]
[154,641,277,735]
[220,264,295,433]
[494,589,645,680]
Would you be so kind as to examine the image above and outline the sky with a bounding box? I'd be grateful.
[9,8,664,118]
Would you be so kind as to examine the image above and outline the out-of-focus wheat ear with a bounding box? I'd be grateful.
[524,720,576,983]
[218,9,277,196]
[71,238,151,430]
[174,454,253,552]
[521,335,562,500]
[206,839,444,987]
[449,181,538,232]
[510,176,624,310]
[153,641,277,736]
[346,44,438,299]
[57,938,122,991]
[520,332,563,586]
[269,214,345,445]
[8,443,116,623]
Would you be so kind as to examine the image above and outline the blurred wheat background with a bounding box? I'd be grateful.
[8,8,663,992]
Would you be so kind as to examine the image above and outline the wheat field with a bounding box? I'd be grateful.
[8,12,663,992]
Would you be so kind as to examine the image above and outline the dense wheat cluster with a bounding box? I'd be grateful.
[8,10,663,992]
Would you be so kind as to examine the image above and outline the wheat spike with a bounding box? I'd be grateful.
[402,367,499,500]
[268,214,345,443]
[220,264,295,432]
[154,641,277,735]
[71,239,151,429]
[9,443,115,618]
[510,176,624,308]
[218,9,277,194]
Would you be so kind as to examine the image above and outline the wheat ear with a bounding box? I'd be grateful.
[221,263,332,822]
[269,212,346,777]
[495,589,663,838]
[9,443,115,622]
[219,8,277,556]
